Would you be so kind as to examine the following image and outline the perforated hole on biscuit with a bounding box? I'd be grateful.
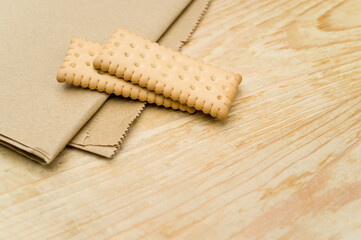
[114,42,120,47]
[74,53,80,57]
[155,54,162,60]
[145,44,150,49]
[98,70,105,75]
[217,95,223,100]
[206,86,212,91]
[140,53,146,58]
[190,85,196,90]
[222,86,228,91]
[199,66,205,71]
[178,75,184,80]
[89,52,95,57]
[130,43,135,48]
[184,66,189,71]
[210,76,216,81]
[70,63,76,68]
[151,63,157,68]
[86,61,91,66]
[78,43,84,48]
[226,75,231,80]
[194,76,200,81]
[134,62,140,67]
[108,51,114,56]
[124,52,130,57]
[167,64,173,70]
[120,33,125,38]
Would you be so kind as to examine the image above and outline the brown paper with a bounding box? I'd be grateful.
[69,97,145,157]
[158,0,212,51]
[0,0,192,164]
[69,0,212,157]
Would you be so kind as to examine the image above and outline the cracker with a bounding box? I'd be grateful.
[57,38,196,113]
[93,28,242,120]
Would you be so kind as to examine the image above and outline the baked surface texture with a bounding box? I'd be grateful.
[93,28,242,119]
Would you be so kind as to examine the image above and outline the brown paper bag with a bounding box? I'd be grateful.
[69,0,212,158]
[0,0,192,164]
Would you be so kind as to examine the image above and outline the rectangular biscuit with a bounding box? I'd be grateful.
[93,28,242,120]
[57,38,196,114]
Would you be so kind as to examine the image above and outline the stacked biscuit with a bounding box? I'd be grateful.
[57,28,242,120]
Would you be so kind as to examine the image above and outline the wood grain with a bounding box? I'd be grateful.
[1,0,361,239]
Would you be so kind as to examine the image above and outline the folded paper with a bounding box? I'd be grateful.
[0,0,192,164]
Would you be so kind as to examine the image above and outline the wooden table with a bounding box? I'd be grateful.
[1,0,361,239]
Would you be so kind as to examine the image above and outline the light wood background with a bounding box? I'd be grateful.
[1,0,361,239]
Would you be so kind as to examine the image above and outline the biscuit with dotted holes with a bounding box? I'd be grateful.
[93,28,242,120]
[57,38,196,113]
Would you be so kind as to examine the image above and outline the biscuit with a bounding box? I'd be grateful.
[57,38,196,113]
[93,28,242,119]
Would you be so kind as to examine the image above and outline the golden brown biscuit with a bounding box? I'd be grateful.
[93,28,242,119]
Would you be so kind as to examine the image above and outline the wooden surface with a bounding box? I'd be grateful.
[1,0,361,239]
